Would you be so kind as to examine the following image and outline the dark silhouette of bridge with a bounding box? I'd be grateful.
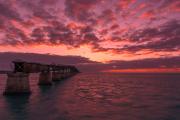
[2,60,79,95]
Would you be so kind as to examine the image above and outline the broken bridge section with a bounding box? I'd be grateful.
[3,60,80,95]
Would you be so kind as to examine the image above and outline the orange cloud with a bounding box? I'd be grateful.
[117,0,136,9]
[140,10,155,19]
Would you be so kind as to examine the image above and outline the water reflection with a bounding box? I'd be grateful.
[38,86,52,94]
[4,95,30,120]
[0,73,180,120]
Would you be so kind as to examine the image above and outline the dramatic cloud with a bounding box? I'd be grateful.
[64,0,102,22]
[0,2,21,21]
[98,9,116,25]
[122,20,180,52]
[0,0,179,66]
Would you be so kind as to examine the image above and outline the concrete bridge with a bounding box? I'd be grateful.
[2,60,79,95]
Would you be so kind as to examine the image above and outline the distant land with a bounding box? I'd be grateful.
[0,52,180,73]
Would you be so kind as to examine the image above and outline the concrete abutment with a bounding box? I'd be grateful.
[3,72,31,95]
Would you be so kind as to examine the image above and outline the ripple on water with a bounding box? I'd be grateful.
[0,73,180,120]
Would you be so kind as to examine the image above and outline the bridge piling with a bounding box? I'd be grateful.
[2,60,79,95]
[38,71,53,85]
[52,71,63,81]
[3,72,31,95]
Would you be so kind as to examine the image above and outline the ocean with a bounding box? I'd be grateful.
[0,73,180,120]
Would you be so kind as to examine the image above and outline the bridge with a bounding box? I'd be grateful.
[2,60,79,95]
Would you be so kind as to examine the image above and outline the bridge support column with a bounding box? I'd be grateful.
[62,69,72,79]
[52,72,63,81]
[3,72,31,95]
[38,71,52,85]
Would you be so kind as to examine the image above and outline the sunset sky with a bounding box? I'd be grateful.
[0,0,180,72]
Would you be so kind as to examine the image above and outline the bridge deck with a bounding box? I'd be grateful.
[13,61,79,73]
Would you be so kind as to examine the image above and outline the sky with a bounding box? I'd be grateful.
[0,0,180,73]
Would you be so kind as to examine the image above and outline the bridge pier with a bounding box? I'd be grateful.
[2,61,79,95]
[3,72,31,95]
[38,71,53,85]
[62,68,73,79]
[52,69,72,81]
[52,72,63,81]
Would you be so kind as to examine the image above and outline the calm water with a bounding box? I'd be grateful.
[0,73,180,120]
